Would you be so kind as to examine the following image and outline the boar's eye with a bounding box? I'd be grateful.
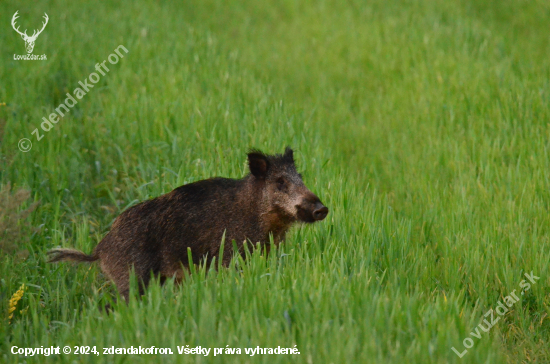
[276,177,286,191]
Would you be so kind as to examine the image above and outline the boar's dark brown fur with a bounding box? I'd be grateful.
[48,147,328,301]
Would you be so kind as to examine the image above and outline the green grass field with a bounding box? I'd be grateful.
[1,0,550,362]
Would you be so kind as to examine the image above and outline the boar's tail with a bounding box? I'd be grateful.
[47,248,98,263]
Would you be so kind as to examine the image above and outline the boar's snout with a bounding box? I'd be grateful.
[296,194,329,223]
[312,203,329,221]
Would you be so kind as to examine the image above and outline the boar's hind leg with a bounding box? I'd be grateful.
[96,232,163,302]
[99,257,159,302]
[99,258,131,302]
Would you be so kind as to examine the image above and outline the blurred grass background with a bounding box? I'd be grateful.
[1,0,550,362]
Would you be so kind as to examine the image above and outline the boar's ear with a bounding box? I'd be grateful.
[248,150,270,178]
[283,147,294,163]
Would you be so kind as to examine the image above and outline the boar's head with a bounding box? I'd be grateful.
[248,147,329,223]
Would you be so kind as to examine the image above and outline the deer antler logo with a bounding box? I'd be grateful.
[11,11,49,54]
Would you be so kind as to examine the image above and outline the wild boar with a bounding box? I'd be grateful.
[48,147,328,301]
